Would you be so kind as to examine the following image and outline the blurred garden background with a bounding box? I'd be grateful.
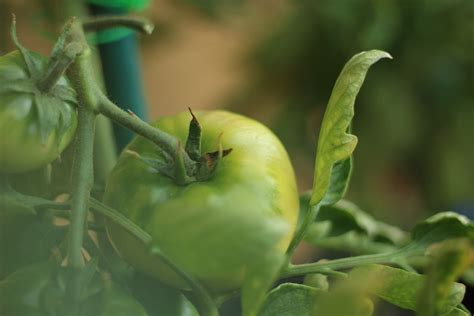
[1,0,472,250]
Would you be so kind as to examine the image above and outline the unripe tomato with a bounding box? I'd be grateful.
[0,51,77,174]
[103,110,299,292]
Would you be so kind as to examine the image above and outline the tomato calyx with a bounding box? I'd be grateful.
[3,17,78,148]
[126,110,233,185]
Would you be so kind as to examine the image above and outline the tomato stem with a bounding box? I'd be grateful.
[82,15,154,35]
[65,97,96,306]
[281,249,409,278]
[37,42,82,93]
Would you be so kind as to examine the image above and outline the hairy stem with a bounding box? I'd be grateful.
[66,103,96,306]
[95,89,193,166]
[37,42,82,93]
[82,15,154,35]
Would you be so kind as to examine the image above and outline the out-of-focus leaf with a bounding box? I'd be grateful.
[258,283,319,316]
[306,230,398,255]
[408,212,474,254]
[259,281,374,316]
[311,50,392,206]
[349,264,465,313]
[417,238,474,316]
[303,273,329,291]
[300,192,406,255]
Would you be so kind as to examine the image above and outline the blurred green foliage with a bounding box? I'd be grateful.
[221,0,474,223]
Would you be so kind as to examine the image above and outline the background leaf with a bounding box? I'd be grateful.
[349,264,465,313]
[299,192,406,255]
[407,212,474,255]
[417,238,473,316]
[258,283,320,316]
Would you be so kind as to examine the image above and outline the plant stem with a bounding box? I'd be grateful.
[82,15,154,35]
[62,23,97,311]
[37,43,82,93]
[96,89,193,166]
[66,102,96,300]
[281,250,406,278]
[286,203,321,256]
[89,197,219,316]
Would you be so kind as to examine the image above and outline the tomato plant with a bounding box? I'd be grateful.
[0,8,472,316]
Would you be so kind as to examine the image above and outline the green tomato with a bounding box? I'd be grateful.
[103,110,299,293]
[0,50,77,174]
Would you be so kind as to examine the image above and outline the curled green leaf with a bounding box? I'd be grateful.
[408,212,474,254]
[311,50,392,206]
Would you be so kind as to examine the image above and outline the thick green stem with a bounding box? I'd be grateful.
[68,106,96,269]
[82,15,154,35]
[66,106,96,308]
[37,43,82,93]
[63,23,97,311]
[281,250,407,278]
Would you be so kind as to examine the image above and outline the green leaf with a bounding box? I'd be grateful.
[185,108,202,161]
[80,284,149,316]
[34,93,75,147]
[307,230,398,255]
[302,196,407,254]
[303,273,329,291]
[47,18,74,70]
[258,283,320,316]
[258,282,374,316]
[408,212,474,254]
[312,290,374,316]
[311,50,392,206]
[320,155,353,206]
[242,251,286,316]
[417,239,474,316]
[349,264,465,313]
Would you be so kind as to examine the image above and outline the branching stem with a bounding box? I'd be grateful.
[281,249,408,278]
[95,89,194,168]
[37,42,82,93]
[82,15,154,35]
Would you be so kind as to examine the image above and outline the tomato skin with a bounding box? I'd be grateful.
[104,110,299,292]
[0,51,77,174]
